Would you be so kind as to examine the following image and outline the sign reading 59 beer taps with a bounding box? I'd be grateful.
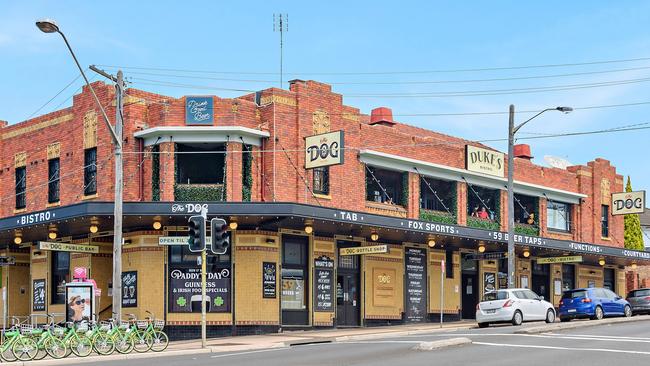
[305,131,344,169]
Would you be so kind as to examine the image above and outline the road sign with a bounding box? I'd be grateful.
[0,257,14,266]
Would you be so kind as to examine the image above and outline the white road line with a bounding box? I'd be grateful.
[395,333,650,343]
[342,340,423,344]
[544,333,650,341]
[210,347,288,358]
[472,341,650,355]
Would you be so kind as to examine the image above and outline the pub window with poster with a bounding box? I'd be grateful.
[168,245,231,313]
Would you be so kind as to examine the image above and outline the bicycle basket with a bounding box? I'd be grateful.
[53,326,66,337]
[154,320,165,330]
[120,321,130,330]
[99,321,112,331]
[136,320,148,329]
[20,324,34,335]
[76,322,89,333]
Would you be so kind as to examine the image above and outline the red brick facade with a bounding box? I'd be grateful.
[0,79,624,248]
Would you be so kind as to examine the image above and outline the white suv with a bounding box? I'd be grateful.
[476,288,555,328]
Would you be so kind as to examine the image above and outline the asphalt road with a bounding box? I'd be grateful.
[89,319,650,366]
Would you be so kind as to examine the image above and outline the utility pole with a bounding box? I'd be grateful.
[200,207,208,349]
[507,105,516,289]
[89,65,125,321]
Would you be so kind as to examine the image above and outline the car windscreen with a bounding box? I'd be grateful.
[483,291,509,301]
[562,290,587,299]
[628,289,650,298]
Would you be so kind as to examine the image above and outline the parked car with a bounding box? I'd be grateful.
[559,288,632,321]
[476,288,555,328]
[626,288,650,315]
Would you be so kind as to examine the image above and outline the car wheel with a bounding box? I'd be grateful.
[591,306,604,320]
[478,322,489,328]
[624,305,632,318]
[512,310,523,326]
[545,309,555,323]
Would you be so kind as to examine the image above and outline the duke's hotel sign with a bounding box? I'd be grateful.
[466,145,505,177]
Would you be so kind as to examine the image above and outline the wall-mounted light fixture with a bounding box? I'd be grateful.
[89,217,99,234]
[304,219,313,234]
[229,217,238,231]
[14,230,22,245]
[370,231,379,242]
[523,248,530,258]
[631,263,638,270]
[427,236,436,248]
[152,216,162,230]
[478,243,486,253]
[598,258,606,266]
[48,225,57,240]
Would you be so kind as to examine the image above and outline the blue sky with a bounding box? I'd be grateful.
[1,1,650,200]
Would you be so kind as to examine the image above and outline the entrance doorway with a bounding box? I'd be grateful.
[461,252,478,319]
[532,261,550,300]
[604,268,616,292]
[562,264,575,292]
[336,241,360,327]
[281,235,309,326]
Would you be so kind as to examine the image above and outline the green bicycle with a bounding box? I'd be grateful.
[31,315,67,360]
[60,321,93,357]
[1,324,40,361]
[87,320,116,355]
[125,314,153,353]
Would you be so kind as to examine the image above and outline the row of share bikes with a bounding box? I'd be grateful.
[0,311,169,362]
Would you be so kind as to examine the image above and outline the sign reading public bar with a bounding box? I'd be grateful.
[466,145,505,177]
[404,248,427,323]
[38,241,99,254]
[314,256,334,312]
[611,190,646,215]
[305,130,344,169]
[185,96,214,125]
[262,262,277,299]
[169,267,230,313]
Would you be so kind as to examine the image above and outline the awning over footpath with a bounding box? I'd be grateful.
[1,201,648,264]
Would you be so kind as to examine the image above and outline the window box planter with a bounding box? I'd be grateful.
[174,184,225,202]
[514,223,539,237]
[467,216,500,231]
[419,209,457,225]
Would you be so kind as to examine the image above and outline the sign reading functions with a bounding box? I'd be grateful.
[38,242,99,254]
[537,256,583,264]
[611,191,646,215]
[339,245,388,256]
[305,130,344,169]
[185,96,213,125]
[466,145,504,177]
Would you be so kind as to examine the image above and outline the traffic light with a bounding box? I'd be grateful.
[187,215,206,252]
[210,218,230,254]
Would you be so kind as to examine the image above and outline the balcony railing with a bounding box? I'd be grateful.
[174,183,225,202]
[419,209,457,225]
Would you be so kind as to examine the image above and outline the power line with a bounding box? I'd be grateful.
[95,55,650,76]
[24,73,83,121]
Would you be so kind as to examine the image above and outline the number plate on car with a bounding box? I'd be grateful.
[485,309,496,314]
[568,309,576,313]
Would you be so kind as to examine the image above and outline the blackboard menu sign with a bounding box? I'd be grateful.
[314,256,334,312]
[484,272,496,294]
[33,279,46,312]
[404,248,427,322]
[262,262,276,299]
[122,271,137,308]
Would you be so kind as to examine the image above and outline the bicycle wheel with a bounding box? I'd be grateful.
[45,337,67,359]
[33,341,48,361]
[1,340,18,362]
[113,332,135,354]
[150,330,169,352]
[12,336,39,361]
[93,332,116,355]
[131,331,153,353]
[69,334,93,357]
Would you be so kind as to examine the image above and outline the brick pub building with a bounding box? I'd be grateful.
[0,79,648,339]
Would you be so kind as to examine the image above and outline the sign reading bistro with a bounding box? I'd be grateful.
[305,130,344,169]
[611,190,646,215]
[466,145,505,177]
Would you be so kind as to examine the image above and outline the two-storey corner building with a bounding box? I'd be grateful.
[0,79,647,339]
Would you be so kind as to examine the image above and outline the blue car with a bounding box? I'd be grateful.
[559,288,632,321]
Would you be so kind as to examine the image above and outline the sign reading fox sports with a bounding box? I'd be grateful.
[305,130,344,169]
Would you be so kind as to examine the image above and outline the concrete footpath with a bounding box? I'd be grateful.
[21,321,476,365]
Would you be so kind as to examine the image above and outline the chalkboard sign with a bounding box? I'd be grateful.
[314,256,334,312]
[404,248,427,322]
[122,271,137,308]
[33,279,46,312]
[262,262,276,298]
[484,272,496,294]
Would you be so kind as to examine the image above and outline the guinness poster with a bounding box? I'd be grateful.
[169,267,231,313]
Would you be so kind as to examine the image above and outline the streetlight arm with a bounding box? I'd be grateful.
[56,30,121,147]
[513,108,555,134]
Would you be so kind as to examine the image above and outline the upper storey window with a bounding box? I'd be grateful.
[366,166,404,206]
[547,201,571,232]
[176,143,226,184]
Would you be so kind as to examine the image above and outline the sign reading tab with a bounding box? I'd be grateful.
[466,145,504,177]
[339,245,388,256]
[305,130,344,169]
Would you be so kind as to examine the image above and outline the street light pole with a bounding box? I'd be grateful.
[507,105,572,288]
[36,19,124,321]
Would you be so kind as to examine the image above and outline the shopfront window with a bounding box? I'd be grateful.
[547,201,571,232]
[365,166,404,205]
[175,143,225,184]
[168,245,231,313]
[51,251,70,304]
[282,236,309,325]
